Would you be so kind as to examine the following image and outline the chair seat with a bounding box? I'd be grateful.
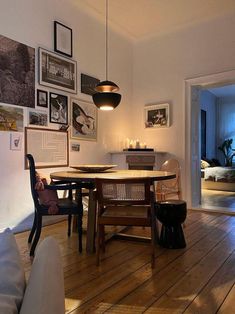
[40,198,80,215]
[102,205,150,218]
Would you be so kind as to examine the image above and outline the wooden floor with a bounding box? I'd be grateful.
[201,189,235,214]
[15,210,235,314]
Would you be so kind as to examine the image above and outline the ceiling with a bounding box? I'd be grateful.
[208,85,235,98]
[74,0,235,41]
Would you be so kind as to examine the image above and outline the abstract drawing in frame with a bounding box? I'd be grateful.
[39,47,77,93]
[144,103,170,128]
[54,21,73,57]
[37,89,48,108]
[28,110,48,127]
[0,104,23,132]
[49,92,68,125]
[0,34,35,108]
[71,98,97,141]
[10,133,23,151]
[81,73,100,96]
[25,127,68,169]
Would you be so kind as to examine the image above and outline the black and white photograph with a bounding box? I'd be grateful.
[28,110,48,126]
[81,73,100,96]
[50,92,68,125]
[39,47,77,93]
[71,98,97,141]
[37,89,48,108]
[0,35,35,108]
[54,21,73,57]
[71,143,80,152]
[144,103,170,128]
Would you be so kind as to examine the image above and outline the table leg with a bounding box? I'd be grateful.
[86,189,97,253]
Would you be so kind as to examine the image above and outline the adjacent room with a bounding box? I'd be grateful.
[1,1,235,313]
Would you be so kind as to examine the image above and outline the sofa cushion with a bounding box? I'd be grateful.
[0,228,26,314]
[20,237,65,314]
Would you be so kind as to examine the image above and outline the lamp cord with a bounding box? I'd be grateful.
[105,0,108,80]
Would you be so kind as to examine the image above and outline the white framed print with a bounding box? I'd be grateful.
[144,103,170,128]
[10,133,22,150]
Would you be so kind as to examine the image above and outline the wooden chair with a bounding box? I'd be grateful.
[26,154,84,256]
[95,177,157,268]
[156,158,182,201]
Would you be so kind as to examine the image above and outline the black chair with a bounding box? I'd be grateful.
[26,154,84,256]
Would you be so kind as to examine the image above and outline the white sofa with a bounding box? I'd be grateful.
[0,229,65,314]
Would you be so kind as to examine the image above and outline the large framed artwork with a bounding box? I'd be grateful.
[71,98,97,141]
[144,103,170,128]
[49,92,68,125]
[0,34,35,108]
[39,47,77,93]
[25,127,68,168]
[54,21,72,57]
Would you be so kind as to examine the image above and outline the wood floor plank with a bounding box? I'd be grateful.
[15,212,235,314]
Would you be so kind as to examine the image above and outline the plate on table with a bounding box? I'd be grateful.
[71,165,117,172]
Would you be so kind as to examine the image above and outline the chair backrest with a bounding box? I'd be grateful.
[95,177,152,207]
[26,154,40,208]
[159,158,181,189]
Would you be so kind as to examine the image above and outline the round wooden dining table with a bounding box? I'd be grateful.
[50,169,176,253]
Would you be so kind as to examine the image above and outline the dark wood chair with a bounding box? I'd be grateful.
[26,154,84,256]
[95,177,157,268]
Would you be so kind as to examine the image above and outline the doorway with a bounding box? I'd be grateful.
[185,69,235,213]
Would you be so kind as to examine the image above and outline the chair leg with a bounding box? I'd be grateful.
[28,212,37,244]
[30,214,42,257]
[96,225,101,266]
[68,214,72,237]
[151,219,156,269]
[77,214,83,253]
[101,225,105,253]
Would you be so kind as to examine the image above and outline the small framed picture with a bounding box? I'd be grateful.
[54,21,72,57]
[71,143,80,152]
[37,89,48,108]
[10,133,22,151]
[28,110,48,126]
[49,92,68,125]
[81,73,100,96]
[144,103,170,128]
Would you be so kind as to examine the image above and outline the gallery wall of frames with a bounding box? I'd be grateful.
[0,22,99,167]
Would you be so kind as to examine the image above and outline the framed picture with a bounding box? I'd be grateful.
[49,92,68,125]
[71,143,80,152]
[37,89,48,108]
[10,133,23,151]
[71,98,97,141]
[0,104,23,132]
[39,47,77,93]
[144,103,170,128]
[81,73,100,96]
[28,110,48,126]
[25,127,68,168]
[0,34,35,108]
[54,21,72,57]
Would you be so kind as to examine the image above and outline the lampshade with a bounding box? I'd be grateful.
[92,0,121,110]
[92,92,121,111]
[94,80,119,93]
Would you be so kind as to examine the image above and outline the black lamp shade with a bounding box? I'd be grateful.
[92,92,121,110]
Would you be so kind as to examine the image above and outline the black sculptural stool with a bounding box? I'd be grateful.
[155,200,187,249]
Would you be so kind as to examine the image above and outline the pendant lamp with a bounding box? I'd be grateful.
[92,0,121,110]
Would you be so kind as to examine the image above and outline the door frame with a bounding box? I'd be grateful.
[185,69,235,208]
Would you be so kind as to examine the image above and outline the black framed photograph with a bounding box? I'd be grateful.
[54,21,73,57]
[37,89,48,108]
[54,21,72,57]
[39,47,77,93]
[49,92,68,125]
[81,73,100,96]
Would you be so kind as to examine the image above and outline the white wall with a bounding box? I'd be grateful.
[0,0,133,231]
[200,90,217,159]
[217,95,235,165]
[132,12,235,197]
